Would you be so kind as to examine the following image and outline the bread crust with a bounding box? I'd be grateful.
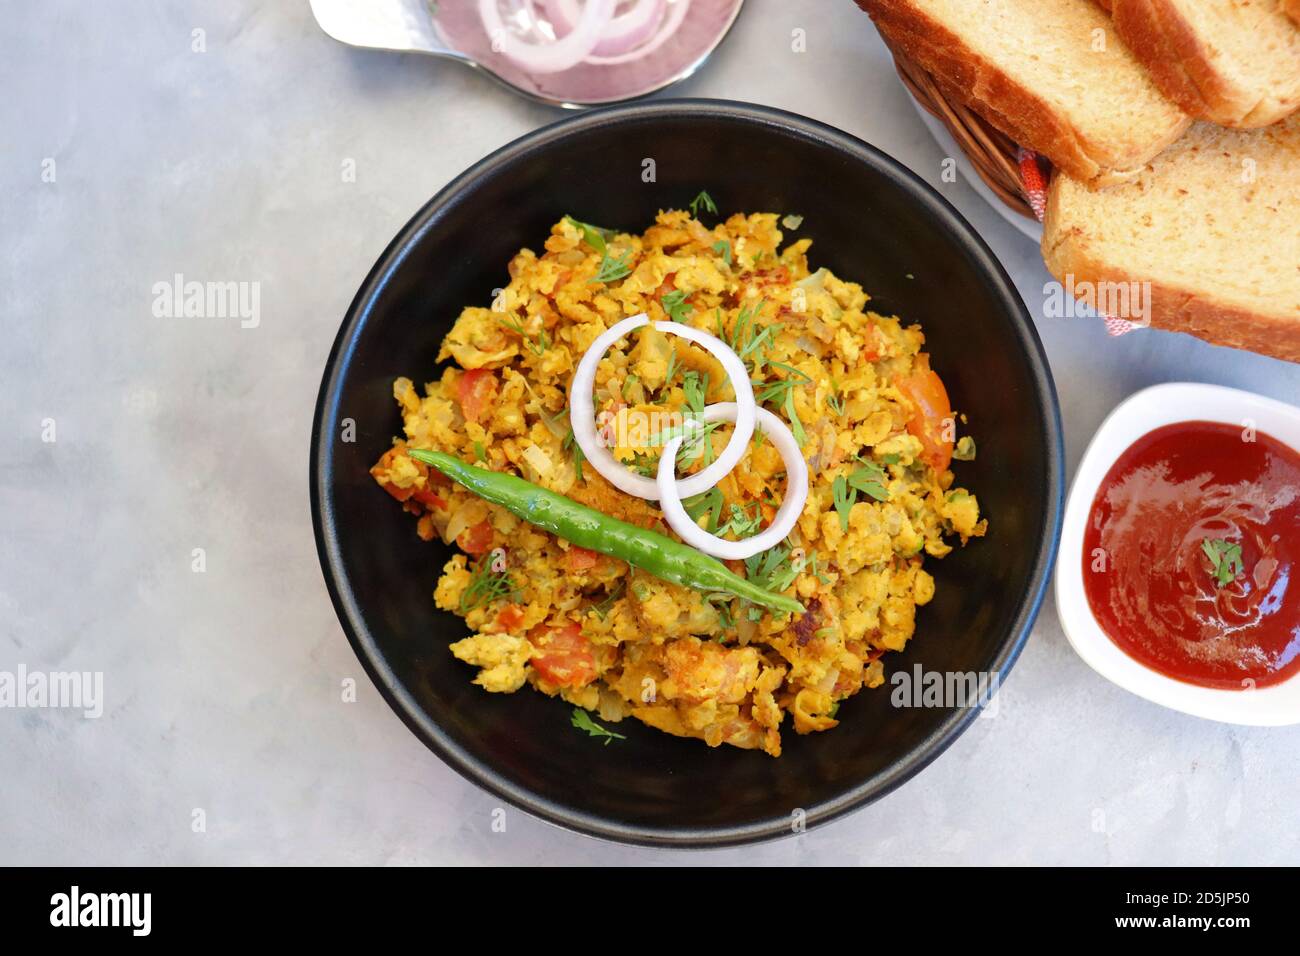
[1042,185,1300,363]
[855,0,1188,183]
[1287,0,1300,28]
[1109,0,1300,127]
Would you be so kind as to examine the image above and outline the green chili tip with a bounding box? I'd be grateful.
[406,448,805,616]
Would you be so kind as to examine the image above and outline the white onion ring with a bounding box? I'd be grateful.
[545,0,666,56]
[657,403,809,560]
[568,313,756,500]
[581,0,689,65]
[479,0,614,74]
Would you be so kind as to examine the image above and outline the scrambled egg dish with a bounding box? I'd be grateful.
[371,208,985,757]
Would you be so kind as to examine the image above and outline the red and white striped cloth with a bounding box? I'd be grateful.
[1016,147,1138,337]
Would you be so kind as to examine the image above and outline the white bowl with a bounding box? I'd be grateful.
[1056,382,1300,726]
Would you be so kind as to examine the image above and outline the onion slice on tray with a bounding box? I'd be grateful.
[657,403,810,561]
[478,0,615,74]
[481,0,690,71]
[544,0,667,57]
[581,0,689,66]
[568,312,756,501]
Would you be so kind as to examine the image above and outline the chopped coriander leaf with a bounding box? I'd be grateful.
[688,190,718,217]
[724,300,750,349]
[458,555,519,614]
[758,364,809,441]
[645,420,723,467]
[661,288,693,323]
[567,214,633,284]
[682,370,708,416]
[679,418,720,467]
[805,549,832,585]
[473,440,487,462]
[953,435,977,461]
[727,299,781,374]
[706,592,736,630]
[752,363,808,405]
[850,477,889,502]
[627,452,657,477]
[827,381,846,417]
[592,248,633,283]
[744,545,804,596]
[832,475,856,532]
[563,215,610,254]
[1201,538,1244,588]
[716,502,763,540]
[881,453,901,465]
[562,426,586,481]
[661,348,680,394]
[538,404,568,437]
[783,387,806,447]
[683,486,725,532]
[847,458,889,501]
[768,360,811,383]
[497,315,548,356]
[740,322,781,369]
[712,238,732,266]
[571,708,626,744]
[622,373,640,400]
[753,363,809,447]
[590,581,626,620]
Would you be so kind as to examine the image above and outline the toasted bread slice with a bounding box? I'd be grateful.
[1108,0,1300,127]
[1043,117,1300,362]
[856,0,1189,184]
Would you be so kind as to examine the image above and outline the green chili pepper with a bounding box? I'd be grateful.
[408,449,805,616]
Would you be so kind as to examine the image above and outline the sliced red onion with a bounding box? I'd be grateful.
[581,0,689,65]
[479,0,614,74]
[657,403,810,561]
[568,313,756,501]
[545,0,667,56]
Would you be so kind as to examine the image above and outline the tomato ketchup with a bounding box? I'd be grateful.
[1082,421,1300,690]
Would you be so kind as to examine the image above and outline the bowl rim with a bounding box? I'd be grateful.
[1055,381,1300,725]
[309,98,1065,848]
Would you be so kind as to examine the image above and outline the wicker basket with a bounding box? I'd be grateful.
[889,48,1046,223]
[884,39,1148,335]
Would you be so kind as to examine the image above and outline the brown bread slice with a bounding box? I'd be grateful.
[855,0,1189,184]
[1107,0,1300,127]
[1042,116,1300,362]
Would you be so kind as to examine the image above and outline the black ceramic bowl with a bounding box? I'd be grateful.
[311,100,1063,847]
